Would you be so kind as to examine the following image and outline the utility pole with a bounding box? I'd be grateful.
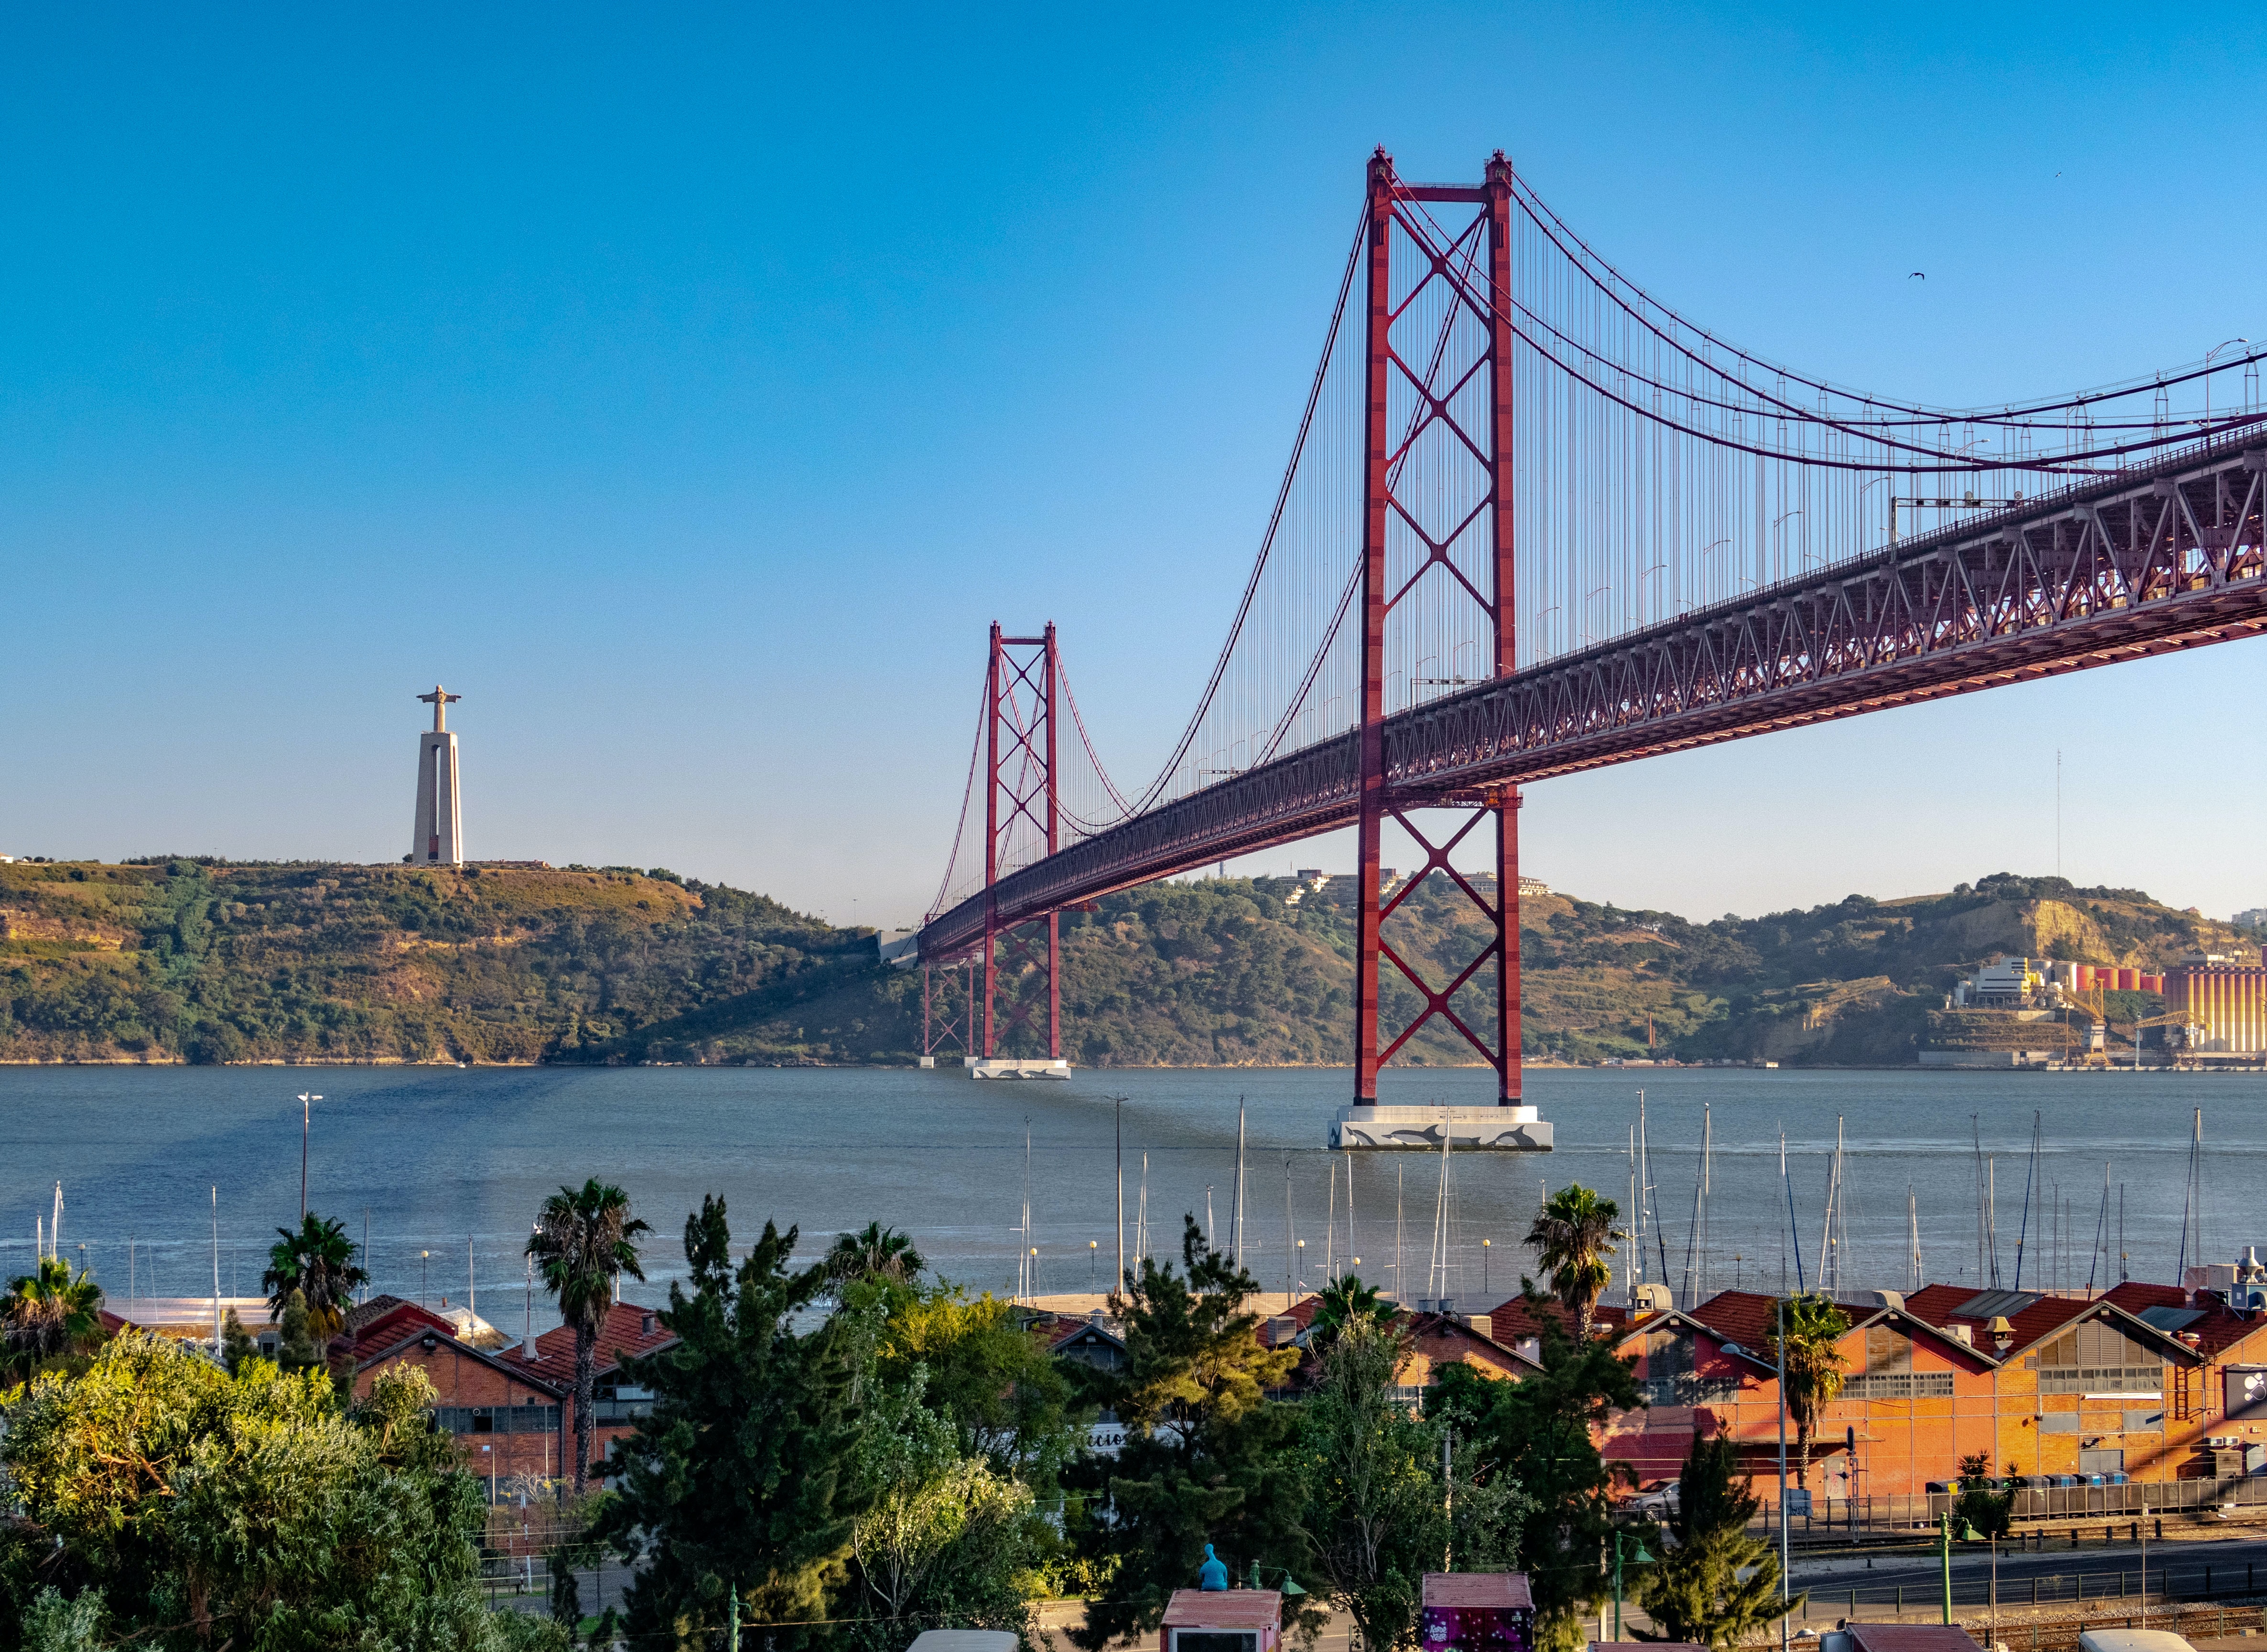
[1442,1429,1453,1572]
[1778,1295,1790,1652]
[1115,1095,1124,1302]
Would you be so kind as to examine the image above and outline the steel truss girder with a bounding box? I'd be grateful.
[923,440,2267,965]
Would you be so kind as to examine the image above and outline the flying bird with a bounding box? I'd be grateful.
[1909,271,1926,279]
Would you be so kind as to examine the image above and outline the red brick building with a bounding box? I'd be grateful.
[524,1300,681,1481]
[348,1296,566,1491]
[1516,1281,2267,1502]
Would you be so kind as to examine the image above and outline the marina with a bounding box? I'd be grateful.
[4,1062,2258,1324]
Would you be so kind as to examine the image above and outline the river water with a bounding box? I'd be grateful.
[3,1063,2258,1331]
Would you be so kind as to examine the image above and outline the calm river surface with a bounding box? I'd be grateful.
[2,1064,2258,1330]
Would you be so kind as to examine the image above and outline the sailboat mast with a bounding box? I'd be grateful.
[1232,1102,1247,1268]
[1781,1129,1807,1295]
[1627,1124,1639,1306]
[2013,1110,2040,1292]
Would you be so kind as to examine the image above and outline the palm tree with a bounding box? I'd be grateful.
[3,1257,106,1378]
[261,1212,369,1340]
[529,1179,650,1492]
[1770,1292,1850,1488]
[1307,1273,1396,1349]
[823,1223,925,1287]
[1523,1183,1619,1341]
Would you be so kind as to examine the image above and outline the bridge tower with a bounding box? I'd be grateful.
[1350,148,1524,1113]
[981,622,1061,1062]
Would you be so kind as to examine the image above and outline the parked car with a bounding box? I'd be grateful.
[2050,1475,2081,1488]
[1628,1483,1680,1518]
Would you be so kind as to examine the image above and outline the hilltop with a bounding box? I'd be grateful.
[0,859,2252,1067]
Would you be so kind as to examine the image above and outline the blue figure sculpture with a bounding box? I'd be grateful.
[1198,1543,1228,1591]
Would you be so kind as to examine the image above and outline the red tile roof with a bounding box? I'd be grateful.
[1163,1590,1281,1629]
[527,1300,677,1389]
[2102,1281,2267,1361]
[1422,1571,1532,1608]
[1900,1283,2105,1359]
[352,1323,565,1398]
[1843,1626,1986,1652]
[1484,1293,1636,1346]
[343,1296,456,1361]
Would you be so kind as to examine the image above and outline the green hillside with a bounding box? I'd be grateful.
[0,858,2252,1067]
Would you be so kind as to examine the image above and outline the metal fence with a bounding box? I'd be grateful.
[1760,1474,2267,1538]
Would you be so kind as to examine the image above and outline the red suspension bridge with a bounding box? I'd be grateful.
[915,149,2267,1130]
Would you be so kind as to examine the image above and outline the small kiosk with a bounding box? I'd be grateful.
[1418,1572,1533,1652]
[1159,1587,1281,1652]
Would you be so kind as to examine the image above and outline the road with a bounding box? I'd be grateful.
[1787,1530,2267,1617]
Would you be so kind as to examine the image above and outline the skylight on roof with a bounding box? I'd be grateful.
[1953,1289,2042,1320]
[2136,1305,2204,1335]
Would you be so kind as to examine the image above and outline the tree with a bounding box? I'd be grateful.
[220,1308,259,1376]
[0,1333,509,1648]
[877,1286,1078,1477]
[827,1223,927,1287]
[1063,1217,1313,1652]
[1295,1303,1523,1652]
[2,1258,105,1381]
[529,1178,651,1493]
[276,1288,325,1374]
[1632,1432,1798,1649]
[1524,1185,1619,1341]
[1769,1294,1849,1489]
[848,1368,1042,1651]
[260,1211,369,1340]
[1954,1453,2015,1542]
[594,1196,867,1648]
[1429,1304,1644,1641]
[1306,1274,1394,1350]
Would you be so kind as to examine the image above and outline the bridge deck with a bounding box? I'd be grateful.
[920,435,2267,962]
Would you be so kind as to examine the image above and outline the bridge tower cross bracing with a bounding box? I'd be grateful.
[920,955,975,1061]
[982,621,1062,1060]
[1353,147,1523,1105]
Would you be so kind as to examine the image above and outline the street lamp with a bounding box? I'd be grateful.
[1089,1239,1098,1289]
[1611,1527,1655,1640]
[1482,1237,1490,1297]
[421,1250,431,1308]
[1938,1509,1981,1624]
[297,1092,323,1220]
[2139,1503,2150,1626]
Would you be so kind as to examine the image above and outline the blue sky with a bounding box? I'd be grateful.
[4,4,2263,928]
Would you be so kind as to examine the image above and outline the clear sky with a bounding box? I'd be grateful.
[5,4,2263,929]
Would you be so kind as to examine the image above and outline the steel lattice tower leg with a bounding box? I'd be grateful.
[981,622,1062,1062]
[1352,148,1522,1105]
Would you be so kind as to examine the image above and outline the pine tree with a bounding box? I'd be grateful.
[276,1288,324,1374]
[220,1307,258,1375]
[1430,1304,1643,1639]
[1063,1217,1312,1652]
[594,1197,867,1648]
[1632,1433,1798,1650]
